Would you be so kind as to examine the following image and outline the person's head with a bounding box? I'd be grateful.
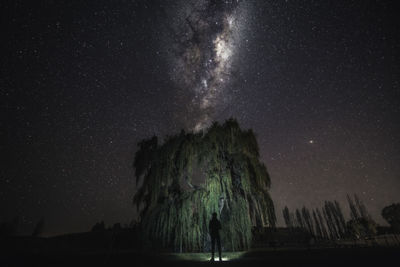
[212,212,217,219]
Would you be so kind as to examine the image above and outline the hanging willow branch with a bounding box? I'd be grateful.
[133,118,275,252]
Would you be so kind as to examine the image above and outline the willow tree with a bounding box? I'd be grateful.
[133,119,275,252]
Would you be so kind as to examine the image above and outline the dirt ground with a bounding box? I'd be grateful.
[2,247,399,267]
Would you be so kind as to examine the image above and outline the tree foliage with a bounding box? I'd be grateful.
[133,119,275,252]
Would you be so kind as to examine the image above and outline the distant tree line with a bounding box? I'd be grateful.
[91,220,138,232]
[0,216,20,236]
[0,216,45,237]
[282,194,377,240]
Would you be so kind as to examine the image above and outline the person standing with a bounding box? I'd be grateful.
[209,212,222,261]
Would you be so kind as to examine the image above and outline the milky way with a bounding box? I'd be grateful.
[164,0,248,131]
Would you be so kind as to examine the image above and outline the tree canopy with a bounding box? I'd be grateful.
[133,118,275,252]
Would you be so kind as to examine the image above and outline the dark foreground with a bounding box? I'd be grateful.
[2,247,399,267]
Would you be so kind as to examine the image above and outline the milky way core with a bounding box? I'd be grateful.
[164,0,248,131]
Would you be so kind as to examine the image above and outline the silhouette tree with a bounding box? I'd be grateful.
[354,194,370,219]
[323,201,346,238]
[282,206,292,228]
[133,119,275,252]
[290,212,297,228]
[91,221,105,232]
[312,210,323,239]
[32,217,45,237]
[323,205,339,239]
[316,208,329,239]
[281,195,378,241]
[295,209,304,229]
[344,194,377,238]
[301,207,314,236]
[347,194,360,220]
[347,217,377,239]
[0,216,20,236]
[334,200,347,236]
[381,203,400,233]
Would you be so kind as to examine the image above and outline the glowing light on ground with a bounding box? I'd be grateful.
[170,252,245,262]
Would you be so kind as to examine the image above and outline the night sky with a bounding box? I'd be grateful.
[1,0,399,236]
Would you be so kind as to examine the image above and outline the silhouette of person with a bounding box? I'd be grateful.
[209,212,222,261]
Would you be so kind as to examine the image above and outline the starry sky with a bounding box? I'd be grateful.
[1,0,399,236]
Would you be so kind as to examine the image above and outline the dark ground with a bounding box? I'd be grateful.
[1,247,399,267]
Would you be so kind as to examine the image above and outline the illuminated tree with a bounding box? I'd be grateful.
[133,119,275,252]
